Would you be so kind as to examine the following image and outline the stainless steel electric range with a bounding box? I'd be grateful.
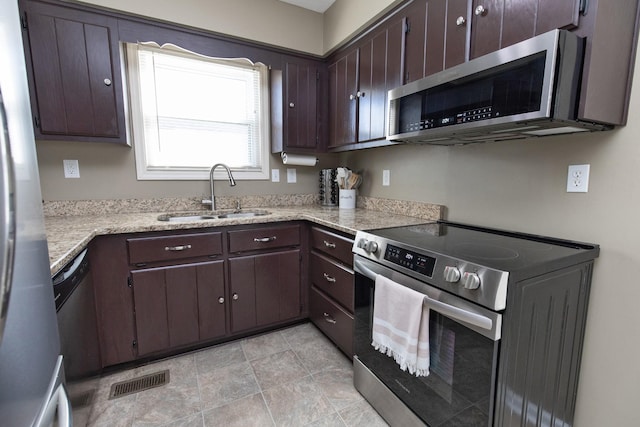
[352,221,599,427]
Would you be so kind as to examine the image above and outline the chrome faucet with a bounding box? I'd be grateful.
[204,163,236,211]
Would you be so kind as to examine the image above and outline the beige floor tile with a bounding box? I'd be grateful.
[202,393,274,427]
[313,367,364,411]
[250,349,309,390]
[242,330,290,361]
[339,400,389,427]
[197,361,260,410]
[262,375,335,427]
[194,341,246,374]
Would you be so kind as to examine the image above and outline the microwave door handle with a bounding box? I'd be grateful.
[423,296,493,331]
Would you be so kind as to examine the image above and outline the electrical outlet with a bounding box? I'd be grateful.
[567,164,590,192]
[63,159,80,178]
[271,169,280,182]
[382,169,390,186]
[286,168,297,183]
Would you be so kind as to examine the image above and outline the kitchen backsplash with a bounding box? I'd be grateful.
[42,194,444,220]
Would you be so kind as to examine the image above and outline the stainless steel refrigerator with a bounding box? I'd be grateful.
[0,0,71,425]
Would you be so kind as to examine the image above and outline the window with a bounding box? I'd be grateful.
[125,42,270,180]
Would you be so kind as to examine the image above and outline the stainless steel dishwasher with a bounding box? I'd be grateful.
[52,248,101,427]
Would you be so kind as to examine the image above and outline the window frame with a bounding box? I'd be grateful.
[124,42,271,181]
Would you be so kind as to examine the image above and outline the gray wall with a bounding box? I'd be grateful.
[41,0,640,425]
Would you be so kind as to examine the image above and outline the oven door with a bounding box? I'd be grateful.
[354,256,502,426]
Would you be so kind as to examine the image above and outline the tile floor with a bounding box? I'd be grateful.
[78,322,389,427]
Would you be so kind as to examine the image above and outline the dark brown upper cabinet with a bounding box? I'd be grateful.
[20,1,128,144]
[271,61,323,153]
[328,18,404,150]
[471,0,583,59]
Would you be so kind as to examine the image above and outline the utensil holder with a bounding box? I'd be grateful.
[339,189,356,209]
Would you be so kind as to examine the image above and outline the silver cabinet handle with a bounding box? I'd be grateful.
[323,312,337,324]
[323,240,336,248]
[475,5,487,15]
[218,297,224,304]
[357,91,365,98]
[349,94,356,100]
[103,78,112,86]
[253,236,276,243]
[323,273,337,283]
[232,293,239,300]
[164,244,192,251]
[0,87,16,345]
[456,16,466,26]
[289,102,295,108]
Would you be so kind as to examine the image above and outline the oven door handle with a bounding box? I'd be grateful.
[423,296,493,331]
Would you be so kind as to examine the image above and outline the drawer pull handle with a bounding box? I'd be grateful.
[232,293,239,300]
[218,297,225,304]
[254,236,277,243]
[164,244,192,251]
[323,273,337,283]
[323,312,337,324]
[323,240,336,248]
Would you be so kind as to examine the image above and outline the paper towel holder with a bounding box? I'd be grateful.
[281,152,319,166]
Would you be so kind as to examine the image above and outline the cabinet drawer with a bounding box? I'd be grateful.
[228,224,300,253]
[310,286,354,357]
[128,232,222,265]
[310,252,354,311]
[310,227,353,266]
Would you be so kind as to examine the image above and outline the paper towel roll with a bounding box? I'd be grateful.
[281,152,318,166]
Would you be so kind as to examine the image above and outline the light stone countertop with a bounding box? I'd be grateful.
[46,204,440,276]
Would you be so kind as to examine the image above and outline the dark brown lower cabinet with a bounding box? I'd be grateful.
[229,249,301,334]
[131,261,225,357]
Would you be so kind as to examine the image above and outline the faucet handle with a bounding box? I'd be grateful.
[236,199,242,211]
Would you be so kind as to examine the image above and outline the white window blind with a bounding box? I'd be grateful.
[126,43,270,180]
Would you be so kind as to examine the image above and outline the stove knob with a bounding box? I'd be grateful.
[357,239,379,254]
[443,266,461,283]
[462,272,481,290]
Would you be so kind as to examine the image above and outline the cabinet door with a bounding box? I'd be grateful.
[502,0,581,48]
[197,261,227,341]
[131,261,225,356]
[470,0,504,59]
[228,256,258,333]
[425,0,470,75]
[229,250,301,333]
[328,49,358,147]
[255,250,301,325]
[21,2,126,143]
[284,62,318,150]
[357,30,387,142]
[404,0,427,82]
[131,268,170,356]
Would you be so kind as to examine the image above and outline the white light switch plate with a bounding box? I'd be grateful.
[63,159,80,178]
[271,169,280,182]
[287,168,297,183]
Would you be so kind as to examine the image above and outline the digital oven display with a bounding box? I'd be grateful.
[384,244,436,277]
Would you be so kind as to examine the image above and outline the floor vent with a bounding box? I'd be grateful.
[108,369,170,400]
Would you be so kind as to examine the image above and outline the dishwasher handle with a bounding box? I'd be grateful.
[52,248,90,311]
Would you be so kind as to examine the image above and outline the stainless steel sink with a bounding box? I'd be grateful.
[157,210,270,222]
[216,210,270,219]
[157,214,218,222]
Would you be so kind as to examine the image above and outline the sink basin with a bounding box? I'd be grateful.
[217,210,270,219]
[157,210,270,222]
[157,214,218,222]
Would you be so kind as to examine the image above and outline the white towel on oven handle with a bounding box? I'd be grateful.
[371,274,430,377]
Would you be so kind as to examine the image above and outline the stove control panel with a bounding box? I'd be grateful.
[384,244,436,278]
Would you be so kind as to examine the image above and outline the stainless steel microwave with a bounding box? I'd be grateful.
[387,29,612,145]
